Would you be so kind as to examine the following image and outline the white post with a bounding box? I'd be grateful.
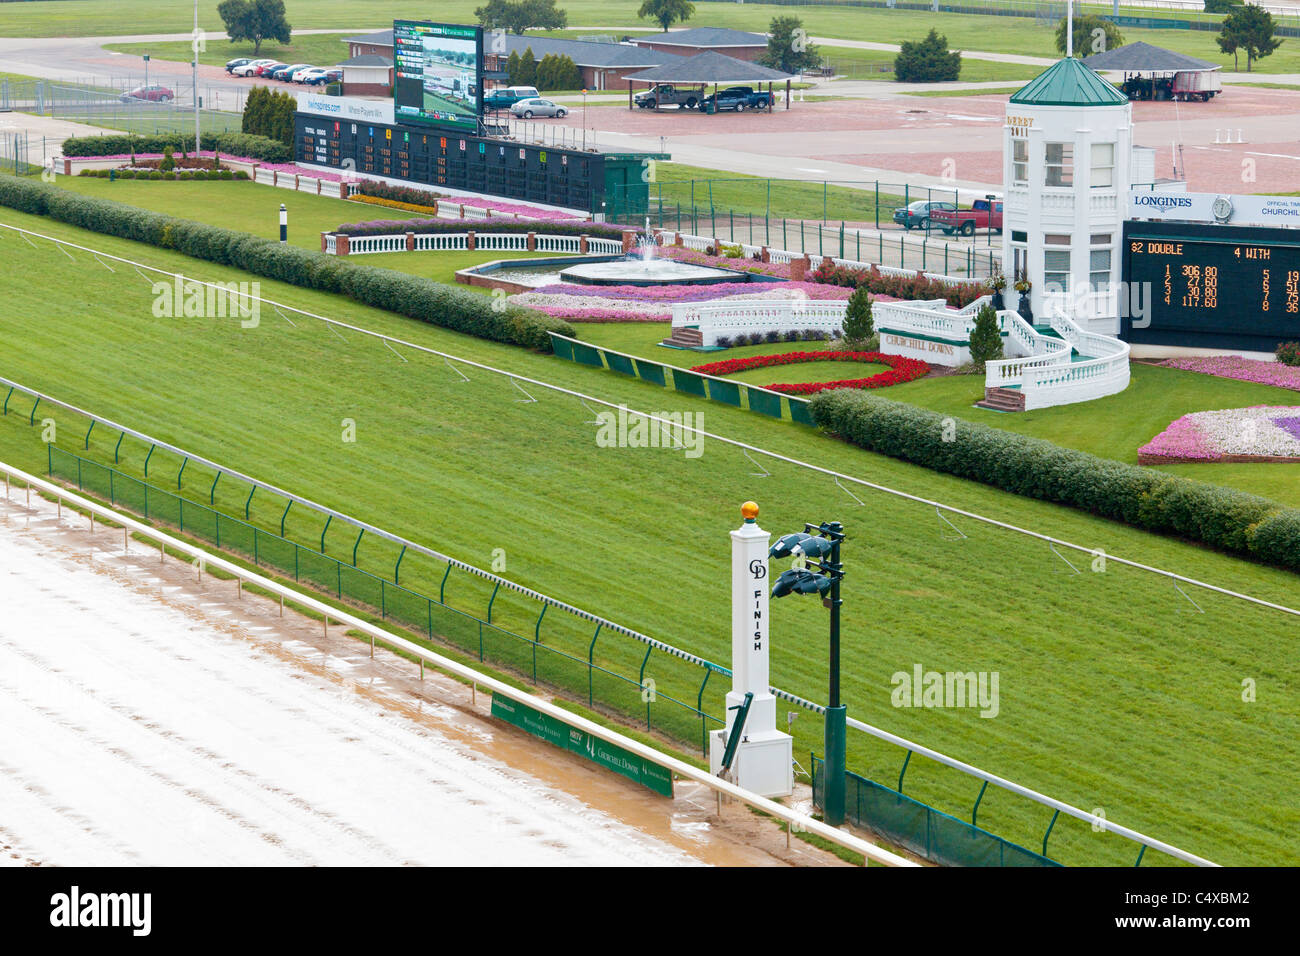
[708,501,793,798]
[1067,0,1074,58]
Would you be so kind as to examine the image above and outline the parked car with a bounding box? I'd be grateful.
[269,63,310,81]
[290,65,322,83]
[482,86,540,111]
[231,59,276,77]
[119,85,175,103]
[509,97,567,118]
[700,86,773,112]
[255,62,288,78]
[633,83,706,110]
[293,67,327,84]
[892,200,957,231]
[928,198,1004,236]
[225,58,251,74]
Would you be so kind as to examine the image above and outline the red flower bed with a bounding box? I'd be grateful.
[690,350,929,394]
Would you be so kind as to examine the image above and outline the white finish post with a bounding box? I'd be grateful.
[709,502,793,798]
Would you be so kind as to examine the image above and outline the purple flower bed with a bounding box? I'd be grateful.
[1159,355,1300,391]
[533,307,670,322]
[336,217,624,238]
[67,151,350,181]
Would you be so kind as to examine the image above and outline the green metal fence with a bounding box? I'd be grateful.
[47,444,728,755]
[812,755,1063,867]
[548,334,819,427]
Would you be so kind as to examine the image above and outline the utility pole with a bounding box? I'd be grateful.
[192,0,201,153]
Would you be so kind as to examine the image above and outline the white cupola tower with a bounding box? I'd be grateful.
[1001,58,1132,334]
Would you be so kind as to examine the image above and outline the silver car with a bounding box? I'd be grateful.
[509,98,567,119]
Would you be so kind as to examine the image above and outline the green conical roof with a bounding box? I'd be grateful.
[1010,56,1128,107]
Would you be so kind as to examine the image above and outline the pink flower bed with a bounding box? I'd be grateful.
[659,245,792,278]
[1139,405,1300,462]
[524,280,854,302]
[534,307,670,322]
[1159,355,1300,391]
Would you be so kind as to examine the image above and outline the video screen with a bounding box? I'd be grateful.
[393,20,482,133]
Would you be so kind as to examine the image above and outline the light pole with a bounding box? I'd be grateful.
[770,520,846,826]
[192,0,200,153]
[581,88,587,151]
[143,53,150,91]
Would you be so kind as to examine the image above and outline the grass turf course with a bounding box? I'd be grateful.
[578,321,1300,508]
[0,209,1296,866]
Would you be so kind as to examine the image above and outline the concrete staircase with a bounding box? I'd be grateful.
[975,385,1027,412]
[661,326,704,349]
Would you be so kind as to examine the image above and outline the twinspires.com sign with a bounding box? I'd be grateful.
[296,92,394,126]
[1128,191,1300,228]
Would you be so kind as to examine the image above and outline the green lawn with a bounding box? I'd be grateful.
[0,204,1296,866]
[53,177,561,282]
[103,33,354,71]
[580,321,1300,507]
[7,1,1298,75]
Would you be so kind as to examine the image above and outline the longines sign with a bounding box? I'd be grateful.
[1128,191,1300,228]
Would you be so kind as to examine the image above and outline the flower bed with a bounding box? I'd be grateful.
[1158,355,1300,392]
[520,280,855,303]
[691,350,929,394]
[1138,406,1300,464]
[335,217,624,238]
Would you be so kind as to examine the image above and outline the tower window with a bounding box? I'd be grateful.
[1045,143,1073,187]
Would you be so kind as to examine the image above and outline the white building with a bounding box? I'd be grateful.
[1001,58,1136,335]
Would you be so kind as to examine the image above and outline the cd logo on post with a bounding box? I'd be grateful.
[749,559,766,580]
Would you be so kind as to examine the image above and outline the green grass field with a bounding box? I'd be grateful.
[0,205,1296,866]
[6,1,1298,75]
[579,321,1300,507]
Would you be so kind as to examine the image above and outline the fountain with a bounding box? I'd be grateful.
[558,217,743,287]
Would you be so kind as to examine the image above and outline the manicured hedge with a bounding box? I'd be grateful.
[808,389,1300,572]
[79,169,249,181]
[336,216,626,239]
[60,132,291,163]
[0,176,571,351]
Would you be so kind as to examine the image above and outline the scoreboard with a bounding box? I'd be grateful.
[293,113,648,215]
[1122,220,1300,352]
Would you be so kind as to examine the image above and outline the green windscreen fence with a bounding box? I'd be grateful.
[812,756,1062,868]
[46,445,727,756]
[547,333,812,426]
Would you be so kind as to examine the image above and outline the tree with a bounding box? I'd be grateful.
[475,0,568,36]
[968,304,1003,365]
[638,0,694,33]
[1219,4,1282,72]
[1054,15,1124,57]
[758,16,820,75]
[842,286,874,346]
[516,46,538,86]
[1203,0,1242,14]
[894,29,960,83]
[505,50,522,84]
[217,0,291,56]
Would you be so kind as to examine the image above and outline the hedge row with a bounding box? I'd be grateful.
[336,215,625,239]
[811,259,988,308]
[808,389,1300,572]
[79,169,249,181]
[0,176,572,351]
[61,132,291,163]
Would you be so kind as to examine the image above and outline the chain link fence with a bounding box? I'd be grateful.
[1,78,244,137]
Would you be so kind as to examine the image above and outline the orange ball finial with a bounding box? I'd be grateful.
[741,501,760,522]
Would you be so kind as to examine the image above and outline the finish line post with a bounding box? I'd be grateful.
[709,501,793,798]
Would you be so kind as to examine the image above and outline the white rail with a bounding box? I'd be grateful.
[330,232,619,257]
[0,461,914,868]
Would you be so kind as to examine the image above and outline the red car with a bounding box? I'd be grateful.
[929,198,1003,236]
[119,85,175,103]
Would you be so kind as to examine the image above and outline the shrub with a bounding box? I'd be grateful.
[894,28,961,83]
[810,258,987,308]
[843,285,874,346]
[0,175,572,352]
[160,146,175,173]
[807,389,1300,570]
[968,303,1003,364]
[783,329,802,342]
[764,330,782,344]
[60,132,290,163]
[1276,341,1300,366]
[715,335,731,348]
